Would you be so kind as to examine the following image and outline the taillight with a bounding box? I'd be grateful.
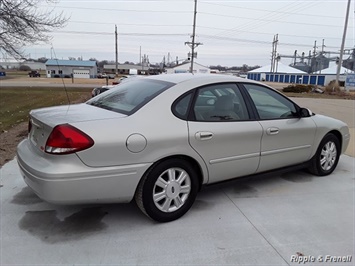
[45,124,94,154]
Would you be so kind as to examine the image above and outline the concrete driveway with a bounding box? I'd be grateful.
[1,156,354,265]
[1,97,354,265]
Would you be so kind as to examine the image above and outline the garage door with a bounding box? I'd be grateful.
[73,69,90,79]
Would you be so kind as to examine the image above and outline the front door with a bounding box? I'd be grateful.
[243,83,317,172]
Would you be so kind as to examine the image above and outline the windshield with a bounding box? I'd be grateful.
[87,79,174,115]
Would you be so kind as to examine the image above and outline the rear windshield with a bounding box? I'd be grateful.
[87,79,174,115]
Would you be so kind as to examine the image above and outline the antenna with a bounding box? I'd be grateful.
[51,45,71,105]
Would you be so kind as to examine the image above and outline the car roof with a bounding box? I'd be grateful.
[145,73,259,85]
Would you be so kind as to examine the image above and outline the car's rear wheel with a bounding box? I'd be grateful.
[308,133,340,176]
[135,159,198,222]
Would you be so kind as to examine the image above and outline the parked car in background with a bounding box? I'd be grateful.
[118,75,128,83]
[17,74,350,222]
[119,75,142,84]
[97,73,105,79]
[91,85,115,97]
[28,71,40,77]
[97,73,115,79]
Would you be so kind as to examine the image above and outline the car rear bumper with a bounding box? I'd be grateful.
[16,139,151,204]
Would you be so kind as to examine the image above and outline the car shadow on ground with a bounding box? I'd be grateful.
[11,168,321,243]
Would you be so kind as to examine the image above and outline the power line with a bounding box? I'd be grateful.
[52,30,352,50]
[67,20,345,41]
[236,1,324,34]
[199,11,350,29]
[199,1,344,19]
[54,30,189,36]
[45,5,192,13]
[197,26,344,41]
[204,0,321,39]
[70,20,191,27]
[199,34,351,49]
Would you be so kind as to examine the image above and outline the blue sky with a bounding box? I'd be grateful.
[22,0,354,67]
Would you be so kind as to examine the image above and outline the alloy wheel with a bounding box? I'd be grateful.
[320,141,337,171]
[152,168,191,213]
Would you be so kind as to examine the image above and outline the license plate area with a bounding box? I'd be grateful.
[29,119,46,150]
[30,126,40,146]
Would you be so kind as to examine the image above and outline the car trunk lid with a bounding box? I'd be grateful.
[28,103,126,152]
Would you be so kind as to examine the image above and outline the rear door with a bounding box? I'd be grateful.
[186,83,263,183]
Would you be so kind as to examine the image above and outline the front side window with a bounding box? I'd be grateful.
[193,83,249,121]
[243,84,298,120]
[87,79,174,115]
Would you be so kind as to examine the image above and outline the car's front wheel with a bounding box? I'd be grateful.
[308,133,340,176]
[135,159,199,222]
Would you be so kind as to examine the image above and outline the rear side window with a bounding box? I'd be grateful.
[193,83,250,121]
[87,79,174,115]
[173,93,193,120]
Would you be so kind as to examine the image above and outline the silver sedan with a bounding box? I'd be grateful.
[17,74,350,222]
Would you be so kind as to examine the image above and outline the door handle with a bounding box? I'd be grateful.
[195,132,213,140]
[266,127,279,135]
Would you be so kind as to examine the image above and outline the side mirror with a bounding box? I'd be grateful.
[299,107,312,118]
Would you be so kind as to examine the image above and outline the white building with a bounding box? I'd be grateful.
[45,59,97,78]
[248,62,334,85]
[315,64,353,85]
[104,64,150,75]
[166,62,210,74]
[0,60,45,70]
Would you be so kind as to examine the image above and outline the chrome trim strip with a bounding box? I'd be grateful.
[210,152,260,164]
[261,145,311,156]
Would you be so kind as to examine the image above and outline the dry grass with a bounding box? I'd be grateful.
[282,91,355,100]
[4,72,125,85]
[0,86,91,132]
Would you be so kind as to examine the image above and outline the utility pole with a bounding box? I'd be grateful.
[270,34,278,72]
[320,39,325,74]
[115,25,118,75]
[270,36,275,72]
[336,0,351,87]
[293,50,297,66]
[185,0,202,73]
[140,46,142,70]
[313,40,317,57]
[321,39,326,53]
[312,40,318,72]
[308,50,311,65]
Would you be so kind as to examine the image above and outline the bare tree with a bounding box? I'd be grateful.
[0,0,68,59]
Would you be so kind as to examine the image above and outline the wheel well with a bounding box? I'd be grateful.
[328,130,342,148]
[145,155,204,191]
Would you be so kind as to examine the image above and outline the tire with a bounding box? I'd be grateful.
[135,159,199,222]
[308,133,340,176]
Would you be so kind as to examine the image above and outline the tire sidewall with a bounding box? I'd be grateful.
[141,159,199,222]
